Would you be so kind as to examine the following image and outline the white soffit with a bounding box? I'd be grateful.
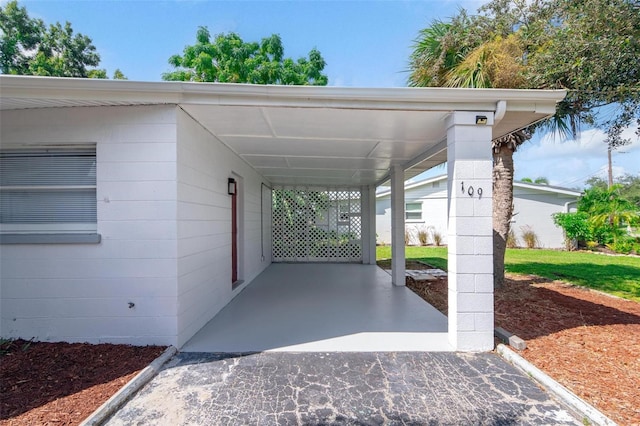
[181,104,448,186]
[0,75,566,187]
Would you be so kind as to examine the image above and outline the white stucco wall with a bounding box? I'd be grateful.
[0,105,180,346]
[511,188,577,248]
[175,110,271,347]
[376,180,449,246]
[376,178,578,249]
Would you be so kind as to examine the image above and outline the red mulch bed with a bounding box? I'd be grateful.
[403,261,640,426]
[0,341,165,426]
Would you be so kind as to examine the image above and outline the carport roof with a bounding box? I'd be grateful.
[0,75,565,186]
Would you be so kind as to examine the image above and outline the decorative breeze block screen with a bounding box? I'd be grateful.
[272,187,362,262]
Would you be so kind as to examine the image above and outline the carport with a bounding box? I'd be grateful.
[0,77,565,351]
[177,84,565,351]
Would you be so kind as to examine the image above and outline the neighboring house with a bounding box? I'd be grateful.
[377,175,581,248]
[0,75,564,351]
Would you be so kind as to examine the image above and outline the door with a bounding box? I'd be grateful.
[231,188,238,284]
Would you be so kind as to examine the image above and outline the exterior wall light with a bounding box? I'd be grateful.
[475,115,488,125]
[228,178,237,195]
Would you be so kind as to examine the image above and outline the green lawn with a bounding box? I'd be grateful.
[376,246,640,301]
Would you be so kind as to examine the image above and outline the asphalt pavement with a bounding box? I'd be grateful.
[104,351,581,425]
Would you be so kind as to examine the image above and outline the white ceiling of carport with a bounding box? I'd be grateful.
[182,104,449,186]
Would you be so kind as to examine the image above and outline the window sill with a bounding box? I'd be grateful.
[0,233,101,244]
[406,220,425,224]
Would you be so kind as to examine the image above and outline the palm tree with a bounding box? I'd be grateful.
[409,17,536,288]
[491,130,530,285]
[520,177,549,184]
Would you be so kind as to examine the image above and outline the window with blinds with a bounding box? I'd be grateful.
[0,148,97,233]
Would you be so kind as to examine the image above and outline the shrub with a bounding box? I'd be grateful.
[431,229,443,246]
[405,229,413,246]
[606,235,640,254]
[586,241,599,250]
[506,229,518,248]
[521,225,539,249]
[553,212,592,249]
[606,237,634,254]
[592,225,616,246]
[416,227,429,246]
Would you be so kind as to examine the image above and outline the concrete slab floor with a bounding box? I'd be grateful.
[105,352,581,425]
[182,264,451,352]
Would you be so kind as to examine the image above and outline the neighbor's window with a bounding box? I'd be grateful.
[0,148,97,234]
[405,201,422,221]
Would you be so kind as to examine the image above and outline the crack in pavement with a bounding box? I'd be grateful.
[105,352,581,425]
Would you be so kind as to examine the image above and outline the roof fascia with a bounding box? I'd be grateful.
[376,174,447,198]
[514,181,582,196]
[0,75,566,112]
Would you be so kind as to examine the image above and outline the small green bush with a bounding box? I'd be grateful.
[586,241,599,250]
[553,212,592,248]
[606,237,635,254]
[606,235,640,254]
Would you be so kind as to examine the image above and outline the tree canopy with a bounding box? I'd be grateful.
[0,0,121,78]
[409,0,640,148]
[163,27,328,85]
[587,174,640,208]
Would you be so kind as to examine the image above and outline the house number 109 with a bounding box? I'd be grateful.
[461,182,484,199]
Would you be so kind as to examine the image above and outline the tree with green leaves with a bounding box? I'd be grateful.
[112,68,127,80]
[1,0,122,78]
[521,177,549,185]
[554,184,639,253]
[163,27,327,85]
[409,0,640,287]
[587,174,640,208]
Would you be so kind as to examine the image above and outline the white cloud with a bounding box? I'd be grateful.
[514,126,640,189]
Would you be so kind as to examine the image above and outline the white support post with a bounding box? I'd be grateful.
[360,185,377,265]
[390,165,405,286]
[446,111,494,351]
[361,185,370,264]
[368,185,376,265]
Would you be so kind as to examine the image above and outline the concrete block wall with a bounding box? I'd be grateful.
[176,110,271,347]
[0,106,180,345]
[446,112,494,351]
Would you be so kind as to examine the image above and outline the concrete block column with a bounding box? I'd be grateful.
[446,111,494,351]
[390,164,405,286]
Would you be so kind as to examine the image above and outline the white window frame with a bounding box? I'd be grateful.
[0,146,98,241]
[405,201,423,222]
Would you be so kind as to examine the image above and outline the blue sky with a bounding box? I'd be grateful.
[15,0,640,188]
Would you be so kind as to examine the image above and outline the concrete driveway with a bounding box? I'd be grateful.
[104,351,580,425]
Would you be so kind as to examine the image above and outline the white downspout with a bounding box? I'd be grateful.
[494,100,507,125]
[564,200,578,213]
